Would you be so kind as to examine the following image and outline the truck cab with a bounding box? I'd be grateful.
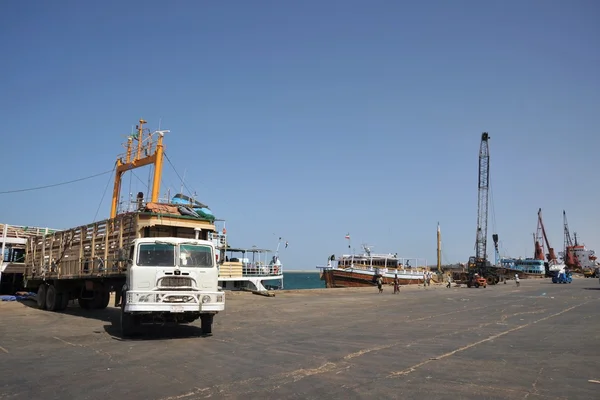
[121,237,225,336]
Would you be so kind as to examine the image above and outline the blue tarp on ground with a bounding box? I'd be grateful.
[0,292,36,301]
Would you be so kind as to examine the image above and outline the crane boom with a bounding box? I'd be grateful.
[562,210,580,268]
[475,132,490,262]
[536,208,557,262]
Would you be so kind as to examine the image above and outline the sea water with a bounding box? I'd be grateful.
[265,271,325,290]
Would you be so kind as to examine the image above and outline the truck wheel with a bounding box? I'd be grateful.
[200,314,213,336]
[37,284,47,310]
[120,301,139,337]
[46,285,59,311]
[120,310,135,337]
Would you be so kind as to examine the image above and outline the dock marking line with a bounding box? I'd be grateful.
[388,300,591,378]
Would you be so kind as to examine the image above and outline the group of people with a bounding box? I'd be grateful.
[375,271,523,292]
[422,270,433,287]
[376,274,401,294]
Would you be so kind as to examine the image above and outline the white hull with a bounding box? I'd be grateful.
[332,267,424,281]
[219,274,283,292]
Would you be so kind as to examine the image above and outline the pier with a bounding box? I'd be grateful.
[1,279,598,399]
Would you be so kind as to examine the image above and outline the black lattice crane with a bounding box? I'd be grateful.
[474,132,490,265]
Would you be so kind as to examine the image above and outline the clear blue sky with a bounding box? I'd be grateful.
[1,0,598,269]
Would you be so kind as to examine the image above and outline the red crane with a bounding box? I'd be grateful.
[563,210,581,269]
[534,208,558,262]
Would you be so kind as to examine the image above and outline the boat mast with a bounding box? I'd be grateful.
[437,222,441,273]
[110,119,168,219]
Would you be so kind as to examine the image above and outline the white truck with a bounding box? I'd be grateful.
[24,210,225,337]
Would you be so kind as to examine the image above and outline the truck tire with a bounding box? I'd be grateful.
[37,284,47,310]
[120,310,136,337]
[57,291,70,311]
[45,285,59,311]
[120,299,139,337]
[200,314,213,336]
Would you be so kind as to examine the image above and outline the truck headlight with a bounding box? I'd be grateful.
[202,295,211,304]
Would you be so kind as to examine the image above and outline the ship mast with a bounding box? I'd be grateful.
[437,222,441,273]
[110,119,168,219]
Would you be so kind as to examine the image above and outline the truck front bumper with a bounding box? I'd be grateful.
[124,290,225,313]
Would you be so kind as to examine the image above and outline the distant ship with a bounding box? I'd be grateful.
[499,258,546,279]
[559,212,598,272]
[317,243,427,288]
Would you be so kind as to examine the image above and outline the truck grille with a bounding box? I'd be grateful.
[158,277,193,288]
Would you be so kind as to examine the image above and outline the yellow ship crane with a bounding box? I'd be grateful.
[110,119,167,219]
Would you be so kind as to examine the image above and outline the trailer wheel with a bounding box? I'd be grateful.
[78,297,92,309]
[57,291,70,311]
[93,288,110,310]
[45,285,59,311]
[37,284,47,310]
[200,314,213,336]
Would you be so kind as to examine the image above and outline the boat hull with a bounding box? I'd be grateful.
[321,268,424,288]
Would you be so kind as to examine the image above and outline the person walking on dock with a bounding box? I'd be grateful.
[446,273,452,288]
[377,275,383,293]
[422,271,427,287]
[515,273,520,287]
[393,274,399,294]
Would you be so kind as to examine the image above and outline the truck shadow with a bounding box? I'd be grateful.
[18,299,206,340]
[103,323,207,341]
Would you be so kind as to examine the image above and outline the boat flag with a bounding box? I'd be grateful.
[345,233,350,240]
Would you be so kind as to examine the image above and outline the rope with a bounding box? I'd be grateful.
[0,169,115,194]
[93,162,117,221]
[164,152,194,197]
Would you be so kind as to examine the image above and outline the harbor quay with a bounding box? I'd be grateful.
[0,279,598,399]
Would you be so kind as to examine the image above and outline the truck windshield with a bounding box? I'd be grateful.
[137,243,176,267]
[179,244,214,268]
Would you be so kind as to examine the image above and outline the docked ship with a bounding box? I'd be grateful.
[559,211,598,274]
[317,244,427,288]
[498,258,546,278]
[0,224,60,294]
[214,238,284,292]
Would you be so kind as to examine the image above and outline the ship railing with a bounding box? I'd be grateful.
[242,265,283,277]
[339,264,428,275]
